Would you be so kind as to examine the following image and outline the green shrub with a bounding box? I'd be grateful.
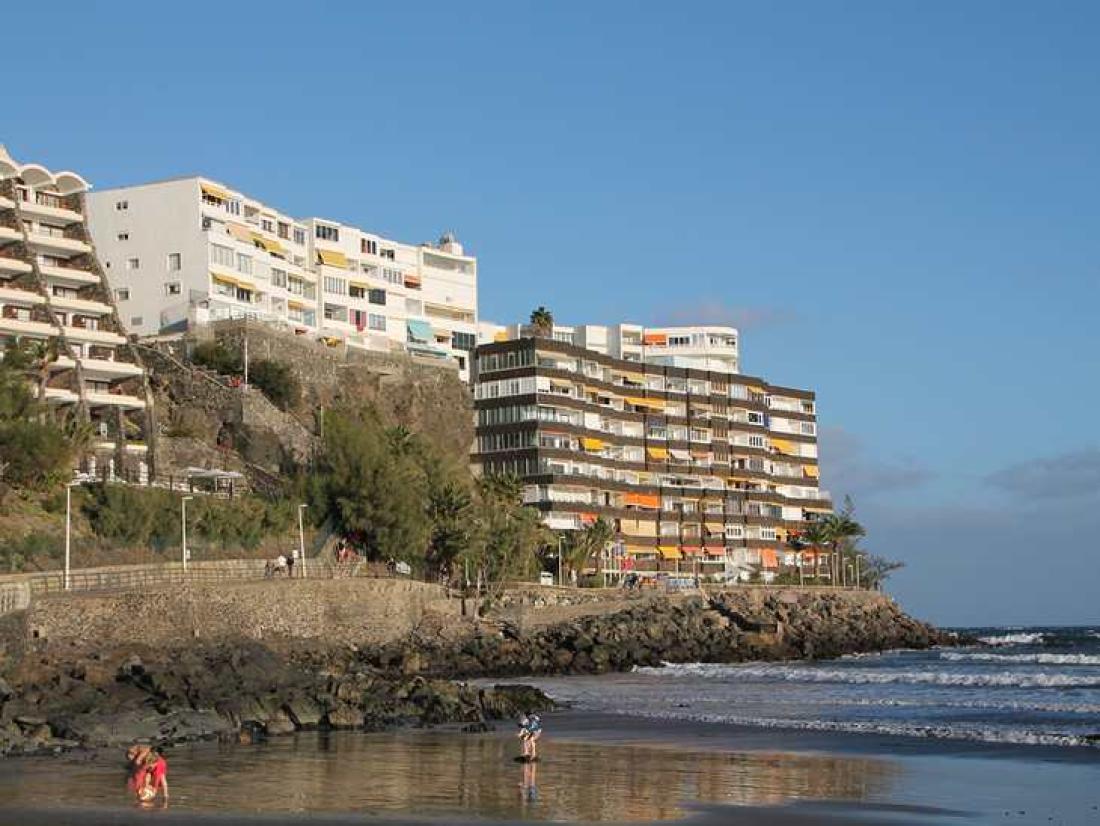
[191,341,242,375]
[249,359,301,410]
[0,420,76,490]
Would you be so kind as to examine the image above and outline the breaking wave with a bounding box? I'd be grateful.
[637,663,1100,689]
[978,632,1047,646]
[940,651,1100,666]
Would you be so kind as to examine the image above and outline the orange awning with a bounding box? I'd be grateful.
[681,546,703,556]
[760,548,779,568]
[643,332,667,345]
[579,513,598,526]
[624,492,659,509]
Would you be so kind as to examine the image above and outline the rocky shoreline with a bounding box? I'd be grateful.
[0,589,957,758]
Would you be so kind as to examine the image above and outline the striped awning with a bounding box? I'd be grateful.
[317,249,348,268]
[771,438,796,455]
[803,465,820,479]
[658,546,682,560]
[201,183,229,201]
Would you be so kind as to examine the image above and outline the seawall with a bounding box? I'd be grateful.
[25,578,459,648]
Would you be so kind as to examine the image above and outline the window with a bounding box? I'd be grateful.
[117,232,129,241]
[452,331,476,351]
[748,435,766,449]
[361,238,378,255]
[368,288,386,305]
[126,257,139,270]
[271,268,287,288]
[315,224,339,242]
[130,316,142,326]
[277,222,290,240]
[380,248,395,260]
[115,200,128,211]
[292,228,306,246]
[261,219,274,233]
[368,313,386,331]
[165,282,181,296]
[226,200,241,216]
[115,288,130,301]
[210,244,234,269]
[167,252,181,271]
[237,254,252,275]
[323,275,347,295]
[349,284,366,299]
[382,267,403,285]
[669,335,690,347]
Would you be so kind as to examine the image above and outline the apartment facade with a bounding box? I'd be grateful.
[307,218,478,379]
[0,146,153,481]
[472,324,830,581]
[86,179,478,380]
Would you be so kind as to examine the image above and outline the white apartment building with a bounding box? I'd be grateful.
[86,178,478,379]
[307,218,478,379]
[86,178,318,338]
[0,145,152,481]
[478,322,740,373]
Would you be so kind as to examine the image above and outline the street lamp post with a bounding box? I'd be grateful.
[298,504,308,579]
[64,475,92,591]
[181,496,193,574]
[64,483,72,591]
[556,535,564,587]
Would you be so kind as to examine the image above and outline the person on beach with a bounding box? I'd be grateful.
[138,749,169,805]
[517,713,543,760]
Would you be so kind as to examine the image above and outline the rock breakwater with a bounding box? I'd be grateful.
[369,590,957,677]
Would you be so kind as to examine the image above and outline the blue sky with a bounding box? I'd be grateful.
[6,2,1099,625]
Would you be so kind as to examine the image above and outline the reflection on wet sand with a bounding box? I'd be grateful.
[0,729,901,822]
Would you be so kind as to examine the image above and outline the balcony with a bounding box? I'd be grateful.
[60,325,126,346]
[39,263,99,286]
[42,386,79,405]
[83,390,146,410]
[0,226,20,244]
[48,355,142,380]
[0,315,56,338]
[0,195,13,211]
[0,255,32,277]
[49,294,112,316]
[0,285,45,307]
[25,229,90,257]
[18,196,82,225]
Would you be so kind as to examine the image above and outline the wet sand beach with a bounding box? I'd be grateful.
[0,711,1096,824]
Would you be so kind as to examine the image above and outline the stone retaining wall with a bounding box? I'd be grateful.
[26,577,458,647]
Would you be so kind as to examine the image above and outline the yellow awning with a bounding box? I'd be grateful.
[493,332,509,342]
[211,272,240,287]
[613,369,646,383]
[771,438,797,455]
[227,223,252,243]
[626,396,666,410]
[316,249,348,268]
[624,545,654,556]
[803,465,820,479]
[581,437,605,451]
[647,446,669,460]
[658,546,682,560]
[252,234,285,255]
[349,280,369,290]
[287,300,305,310]
[744,384,766,395]
[201,183,229,201]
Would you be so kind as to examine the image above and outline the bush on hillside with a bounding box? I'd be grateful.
[190,341,242,375]
[248,359,301,410]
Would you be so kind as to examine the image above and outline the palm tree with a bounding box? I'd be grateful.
[562,517,614,582]
[822,501,865,587]
[800,520,830,582]
[385,425,416,457]
[529,306,554,337]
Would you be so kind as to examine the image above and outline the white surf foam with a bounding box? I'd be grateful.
[940,651,1100,666]
[978,632,1047,646]
[594,707,1097,749]
[637,662,1100,688]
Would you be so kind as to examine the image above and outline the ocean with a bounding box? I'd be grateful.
[527,626,1100,749]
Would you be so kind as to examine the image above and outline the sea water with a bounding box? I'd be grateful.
[530,626,1100,748]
